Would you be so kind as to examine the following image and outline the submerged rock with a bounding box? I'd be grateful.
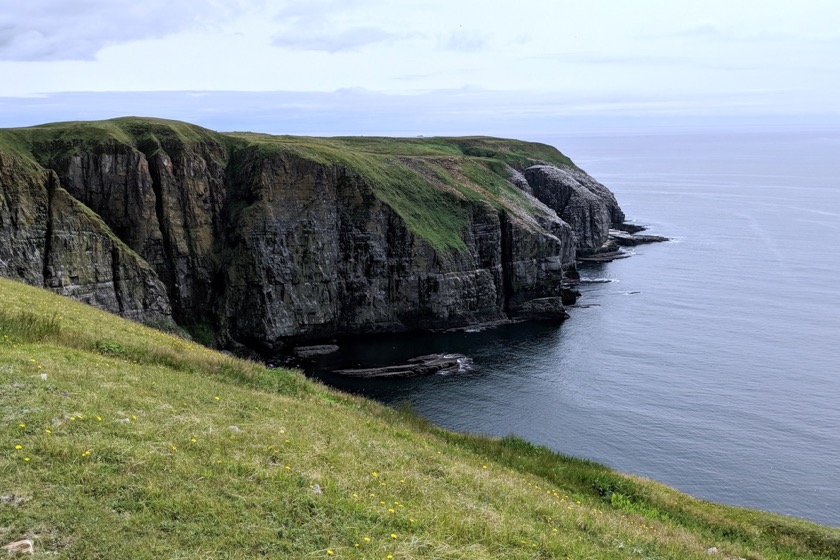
[575,227,667,263]
[609,229,669,247]
[293,345,340,358]
[334,353,472,378]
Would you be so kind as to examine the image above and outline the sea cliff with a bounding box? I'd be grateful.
[0,117,628,354]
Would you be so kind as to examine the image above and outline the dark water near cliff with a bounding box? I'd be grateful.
[310,129,840,527]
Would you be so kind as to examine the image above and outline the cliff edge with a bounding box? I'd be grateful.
[0,117,627,353]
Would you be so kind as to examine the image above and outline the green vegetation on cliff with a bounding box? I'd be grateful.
[225,132,572,252]
[7,117,225,155]
[2,276,839,559]
[1,117,570,253]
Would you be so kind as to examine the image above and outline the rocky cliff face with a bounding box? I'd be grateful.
[44,136,228,325]
[0,150,171,322]
[523,165,625,255]
[0,118,626,353]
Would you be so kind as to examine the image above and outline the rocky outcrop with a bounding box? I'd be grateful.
[0,153,49,286]
[523,165,625,255]
[0,118,631,354]
[44,136,227,325]
[45,186,171,321]
[0,151,171,322]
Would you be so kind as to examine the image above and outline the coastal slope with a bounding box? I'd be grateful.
[2,276,839,559]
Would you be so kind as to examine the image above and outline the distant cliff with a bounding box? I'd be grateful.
[0,118,626,353]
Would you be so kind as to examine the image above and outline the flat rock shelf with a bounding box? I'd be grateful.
[333,353,472,378]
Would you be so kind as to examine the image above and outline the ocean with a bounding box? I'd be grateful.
[310,129,840,527]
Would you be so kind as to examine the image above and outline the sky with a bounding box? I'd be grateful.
[1,0,839,136]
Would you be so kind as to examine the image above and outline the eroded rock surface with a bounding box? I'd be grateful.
[0,119,634,353]
[523,164,625,255]
[0,153,170,323]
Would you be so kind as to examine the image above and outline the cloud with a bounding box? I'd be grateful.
[439,30,487,52]
[670,23,731,40]
[272,26,399,52]
[0,0,233,61]
[274,0,368,24]
[531,52,686,66]
[271,0,416,53]
[666,23,840,43]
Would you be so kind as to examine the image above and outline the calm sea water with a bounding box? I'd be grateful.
[310,130,840,527]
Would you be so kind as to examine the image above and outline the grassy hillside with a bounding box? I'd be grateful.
[1,277,838,559]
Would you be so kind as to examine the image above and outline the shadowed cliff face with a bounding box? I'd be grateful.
[42,136,228,325]
[0,118,625,352]
[216,149,579,351]
[0,152,171,322]
[524,165,625,255]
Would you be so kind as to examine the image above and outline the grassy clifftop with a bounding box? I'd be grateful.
[1,276,839,559]
[1,117,572,253]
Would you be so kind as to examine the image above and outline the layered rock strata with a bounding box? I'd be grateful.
[0,152,170,322]
[0,119,631,353]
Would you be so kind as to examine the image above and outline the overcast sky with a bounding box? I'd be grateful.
[1,0,838,135]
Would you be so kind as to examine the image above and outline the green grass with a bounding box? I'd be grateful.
[12,117,224,148]
[0,131,43,173]
[2,277,839,559]
[459,160,538,214]
[2,117,228,167]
